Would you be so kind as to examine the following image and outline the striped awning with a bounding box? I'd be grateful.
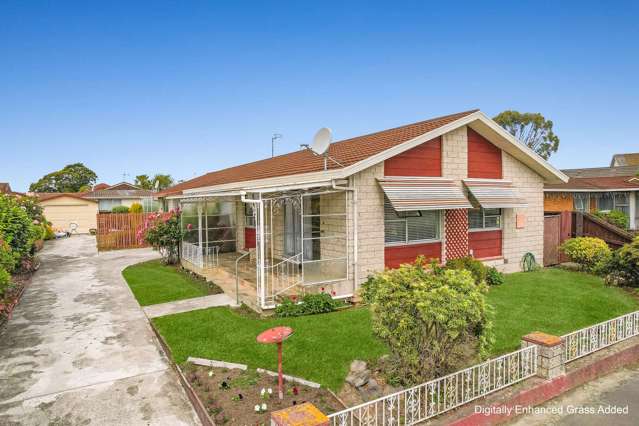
[463,179,528,208]
[378,177,473,211]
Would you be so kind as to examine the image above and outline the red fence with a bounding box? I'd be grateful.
[96,213,153,251]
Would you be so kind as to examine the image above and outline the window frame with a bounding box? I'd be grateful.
[384,198,442,247]
[468,208,503,232]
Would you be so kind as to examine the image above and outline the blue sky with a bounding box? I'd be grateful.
[2,1,638,191]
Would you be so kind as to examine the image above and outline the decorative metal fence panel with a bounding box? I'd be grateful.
[563,310,639,363]
[181,241,219,269]
[328,345,538,426]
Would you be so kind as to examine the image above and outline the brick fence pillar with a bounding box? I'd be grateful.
[271,402,329,426]
[521,331,565,379]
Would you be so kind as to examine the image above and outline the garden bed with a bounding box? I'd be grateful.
[0,269,35,330]
[181,363,343,425]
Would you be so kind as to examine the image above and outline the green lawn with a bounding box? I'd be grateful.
[153,307,388,391]
[122,260,210,306]
[488,268,638,354]
[135,261,638,390]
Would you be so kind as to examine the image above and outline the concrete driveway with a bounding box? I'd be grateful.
[0,235,200,425]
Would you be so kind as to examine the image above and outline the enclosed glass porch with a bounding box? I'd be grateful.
[179,189,351,310]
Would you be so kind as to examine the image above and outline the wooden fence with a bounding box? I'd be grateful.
[96,213,153,251]
[573,211,635,249]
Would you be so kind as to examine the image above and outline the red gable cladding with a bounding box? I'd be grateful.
[384,137,442,177]
[468,128,502,179]
[445,209,469,261]
[469,230,502,259]
[384,243,441,269]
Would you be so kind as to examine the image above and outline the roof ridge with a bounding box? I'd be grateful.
[161,109,479,195]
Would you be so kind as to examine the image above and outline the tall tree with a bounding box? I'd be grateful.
[134,174,153,190]
[152,174,174,190]
[29,163,98,193]
[493,111,560,160]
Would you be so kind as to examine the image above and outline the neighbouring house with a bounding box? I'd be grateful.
[610,152,639,167]
[544,160,639,230]
[157,109,567,310]
[37,192,99,234]
[35,182,158,234]
[84,182,157,212]
[0,182,24,196]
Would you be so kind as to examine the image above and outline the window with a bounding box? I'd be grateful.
[614,193,630,216]
[244,203,256,228]
[384,197,440,245]
[596,195,613,212]
[573,194,589,213]
[98,199,123,212]
[468,208,502,231]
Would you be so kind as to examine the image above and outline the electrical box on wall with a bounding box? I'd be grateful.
[516,214,526,229]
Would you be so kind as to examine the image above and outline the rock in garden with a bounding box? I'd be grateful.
[346,361,371,388]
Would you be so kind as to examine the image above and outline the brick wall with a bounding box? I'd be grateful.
[352,162,385,288]
[501,151,545,272]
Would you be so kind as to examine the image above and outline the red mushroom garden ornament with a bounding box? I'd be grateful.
[257,326,293,400]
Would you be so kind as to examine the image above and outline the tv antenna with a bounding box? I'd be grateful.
[271,133,283,157]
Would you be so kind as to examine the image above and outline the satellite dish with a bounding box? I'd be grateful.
[311,127,332,155]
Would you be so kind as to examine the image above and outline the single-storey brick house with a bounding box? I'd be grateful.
[157,110,567,310]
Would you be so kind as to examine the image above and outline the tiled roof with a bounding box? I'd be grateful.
[561,165,639,178]
[545,165,639,191]
[93,183,110,190]
[545,176,639,191]
[84,189,153,199]
[34,192,94,202]
[159,110,479,197]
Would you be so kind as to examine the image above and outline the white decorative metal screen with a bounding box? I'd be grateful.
[563,310,639,363]
[329,345,538,425]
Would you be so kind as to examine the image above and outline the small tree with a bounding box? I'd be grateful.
[137,210,183,264]
[129,202,143,213]
[362,257,493,385]
[493,110,560,160]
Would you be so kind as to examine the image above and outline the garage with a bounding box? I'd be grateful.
[38,194,98,234]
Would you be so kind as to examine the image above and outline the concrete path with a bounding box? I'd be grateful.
[143,293,235,318]
[510,364,639,425]
[0,235,201,425]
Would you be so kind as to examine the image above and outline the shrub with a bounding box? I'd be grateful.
[594,210,629,230]
[486,266,504,286]
[0,240,15,273]
[43,223,55,240]
[604,237,639,287]
[0,267,11,298]
[129,203,143,213]
[445,256,488,285]
[364,259,493,385]
[275,292,341,317]
[111,205,130,213]
[0,195,38,264]
[137,210,183,264]
[560,237,611,272]
[14,195,45,223]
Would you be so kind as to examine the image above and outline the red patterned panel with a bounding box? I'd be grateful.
[445,209,469,261]
[384,242,442,269]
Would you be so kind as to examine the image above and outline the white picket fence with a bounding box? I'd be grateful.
[328,345,538,426]
[563,310,639,363]
[181,241,219,269]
